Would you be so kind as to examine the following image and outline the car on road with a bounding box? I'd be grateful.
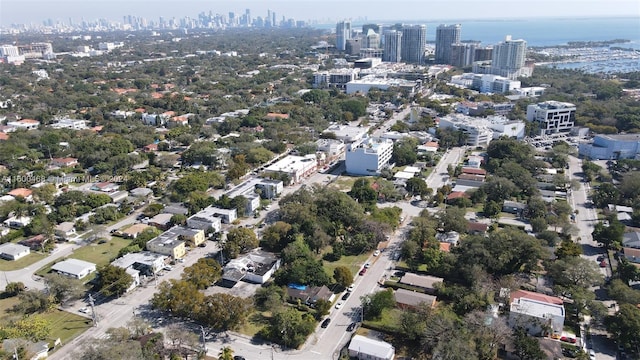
[346,322,357,332]
[560,336,577,344]
[341,292,351,301]
[373,250,380,257]
[321,318,331,328]
[335,301,344,309]
[79,307,89,314]
[588,349,596,360]
[364,262,371,268]
[233,356,246,360]
[164,265,173,271]
[347,284,355,292]
[359,268,367,276]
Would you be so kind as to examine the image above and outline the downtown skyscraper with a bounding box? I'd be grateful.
[400,25,426,64]
[336,20,352,52]
[435,24,461,64]
[492,35,527,78]
[383,30,402,62]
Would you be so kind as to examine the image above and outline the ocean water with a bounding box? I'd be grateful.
[319,17,640,47]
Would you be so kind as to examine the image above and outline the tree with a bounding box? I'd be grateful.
[438,207,468,233]
[10,290,55,314]
[483,201,501,219]
[44,273,86,305]
[405,177,430,197]
[181,258,222,289]
[1,315,52,342]
[261,307,316,348]
[254,284,286,312]
[555,240,583,259]
[151,279,205,319]
[349,178,378,210]
[223,227,259,259]
[512,327,545,360]
[592,218,625,249]
[605,304,640,353]
[314,299,332,319]
[333,266,353,289]
[197,293,252,331]
[361,289,395,320]
[95,264,134,298]
[4,282,25,297]
[548,257,603,290]
[75,339,144,360]
[218,346,234,360]
[261,221,293,252]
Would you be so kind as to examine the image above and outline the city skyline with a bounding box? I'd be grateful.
[2,0,639,26]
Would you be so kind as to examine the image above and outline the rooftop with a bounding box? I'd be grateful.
[51,258,96,275]
[510,297,565,318]
[395,288,437,307]
[399,273,443,290]
[111,251,166,269]
[348,335,394,359]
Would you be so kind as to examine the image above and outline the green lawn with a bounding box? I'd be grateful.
[0,252,47,271]
[0,296,91,345]
[363,307,403,332]
[40,309,93,345]
[36,237,131,276]
[323,252,370,280]
[331,176,360,191]
[236,310,271,337]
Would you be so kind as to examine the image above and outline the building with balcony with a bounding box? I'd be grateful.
[526,101,576,136]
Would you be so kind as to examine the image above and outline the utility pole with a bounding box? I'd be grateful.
[199,325,206,353]
[88,294,98,326]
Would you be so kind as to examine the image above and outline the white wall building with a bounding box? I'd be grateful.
[323,124,370,143]
[348,335,395,360]
[509,297,565,336]
[526,101,576,136]
[438,114,525,146]
[187,207,224,232]
[471,74,521,94]
[264,154,317,185]
[51,259,96,279]
[345,137,394,176]
[346,76,421,95]
[49,118,87,130]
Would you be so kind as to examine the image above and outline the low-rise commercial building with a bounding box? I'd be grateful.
[222,249,281,286]
[323,124,370,144]
[187,206,226,230]
[438,114,525,146]
[578,134,640,160]
[111,251,166,276]
[146,232,186,260]
[264,154,317,185]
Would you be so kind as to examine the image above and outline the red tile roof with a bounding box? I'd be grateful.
[461,167,487,175]
[8,188,33,198]
[447,191,469,201]
[0,133,8,141]
[439,242,451,252]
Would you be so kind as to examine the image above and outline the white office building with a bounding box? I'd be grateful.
[264,154,318,185]
[526,101,576,135]
[345,137,394,175]
[471,74,521,94]
[323,124,370,143]
[438,114,525,146]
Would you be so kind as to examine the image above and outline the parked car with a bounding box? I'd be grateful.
[233,356,246,360]
[335,301,344,309]
[364,262,371,268]
[359,268,367,276]
[346,322,357,332]
[341,292,351,301]
[596,255,605,262]
[78,307,89,314]
[588,349,596,360]
[600,260,607,268]
[321,318,331,328]
[347,284,355,292]
[373,250,381,257]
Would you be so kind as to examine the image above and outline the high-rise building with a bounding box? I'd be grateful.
[362,23,380,35]
[365,31,380,49]
[346,39,361,56]
[492,35,527,79]
[383,30,402,63]
[474,46,493,61]
[336,20,352,52]
[450,42,478,68]
[401,25,426,64]
[435,24,461,64]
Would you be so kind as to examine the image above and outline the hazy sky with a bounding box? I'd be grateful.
[2,0,639,25]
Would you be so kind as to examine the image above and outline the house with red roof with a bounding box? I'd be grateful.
[265,113,290,121]
[461,167,487,176]
[51,157,78,168]
[8,188,33,201]
[509,289,565,336]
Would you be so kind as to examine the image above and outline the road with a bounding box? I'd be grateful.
[567,155,616,360]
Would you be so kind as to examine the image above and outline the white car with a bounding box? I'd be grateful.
[335,301,344,309]
[588,350,596,360]
[364,262,371,268]
[347,284,355,292]
[373,250,381,257]
[78,307,89,314]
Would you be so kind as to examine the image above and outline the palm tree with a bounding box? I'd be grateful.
[218,346,234,360]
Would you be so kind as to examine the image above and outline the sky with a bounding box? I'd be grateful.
[1,0,639,25]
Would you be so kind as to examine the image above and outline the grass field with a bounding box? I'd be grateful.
[36,237,130,277]
[322,252,370,280]
[236,310,271,338]
[0,252,47,271]
[0,296,92,345]
[363,307,402,332]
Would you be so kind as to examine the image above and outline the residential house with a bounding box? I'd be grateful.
[3,216,32,229]
[417,141,439,153]
[7,119,40,130]
[394,288,437,309]
[503,200,526,216]
[111,251,166,277]
[54,222,76,240]
[436,231,460,246]
[461,167,487,176]
[2,339,49,360]
[509,290,565,336]
[109,190,128,203]
[348,335,395,360]
[148,213,173,230]
[51,157,79,167]
[622,232,640,264]
[287,284,335,306]
[19,235,48,251]
[120,223,151,239]
[7,188,33,202]
[51,258,96,279]
[143,143,158,152]
[187,207,224,232]
[265,113,290,121]
[158,226,206,248]
[0,243,30,260]
[467,221,489,235]
[222,250,281,286]
[398,273,443,295]
[130,187,153,198]
[91,182,119,193]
